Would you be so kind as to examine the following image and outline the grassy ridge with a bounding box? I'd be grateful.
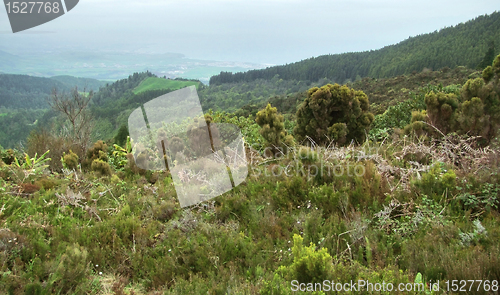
[133,77,200,94]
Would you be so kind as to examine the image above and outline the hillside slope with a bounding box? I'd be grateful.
[210,11,500,85]
[0,74,71,109]
[50,75,106,92]
[133,77,200,94]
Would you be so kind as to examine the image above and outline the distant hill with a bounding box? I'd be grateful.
[50,75,106,92]
[133,77,200,94]
[219,67,480,119]
[0,50,21,68]
[209,11,500,85]
[91,71,155,106]
[0,74,71,109]
[349,66,480,115]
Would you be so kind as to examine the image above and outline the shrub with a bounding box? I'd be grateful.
[62,150,79,170]
[406,54,500,144]
[91,159,112,176]
[152,199,178,222]
[82,140,109,170]
[297,146,319,166]
[288,234,334,283]
[413,163,456,201]
[47,243,91,294]
[26,127,81,171]
[424,91,459,134]
[1,148,17,165]
[295,83,374,146]
[404,110,430,138]
[255,103,294,154]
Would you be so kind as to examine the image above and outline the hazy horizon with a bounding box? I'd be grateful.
[1,0,498,66]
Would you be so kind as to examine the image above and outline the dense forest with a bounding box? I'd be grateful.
[0,74,71,109]
[50,76,106,93]
[210,12,500,85]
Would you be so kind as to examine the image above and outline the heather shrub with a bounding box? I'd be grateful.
[295,83,374,146]
[412,163,457,201]
[424,91,459,134]
[82,140,109,170]
[152,199,178,222]
[298,146,319,165]
[91,159,112,176]
[288,234,334,283]
[26,128,81,171]
[62,149,79,170]
[404,110,430,138]
[256,103,294,154]
[1,148,17,165]
[47,243,91,294]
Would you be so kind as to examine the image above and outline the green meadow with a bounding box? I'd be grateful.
[133,77,200,94]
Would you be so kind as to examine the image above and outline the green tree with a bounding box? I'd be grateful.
[424,91,459,134]
[477,41,496,70]
[294,84,374,146]
[114,124,129,147]
[405,54,500,144]
[457,54,500,143]
[255,103,293,154]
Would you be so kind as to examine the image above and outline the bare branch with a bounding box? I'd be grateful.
[48,87,94,153]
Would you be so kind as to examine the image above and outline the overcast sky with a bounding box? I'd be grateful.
[0,0,498,64]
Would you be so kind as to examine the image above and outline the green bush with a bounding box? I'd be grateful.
[91,159,112,176]
[413,163,456,201]
[298,146,319,165]
[47,243,91,294]
[256,103,294,154]
[82,140,109,170]
[405,54,500,144]
[295,84,374,146]
[62,150,79,170]
[289,234,334,283]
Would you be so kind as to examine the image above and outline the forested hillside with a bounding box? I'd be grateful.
[210,11,500,85]
[0,65,480,149]
[91,72,155,105]
[0,74,104,148]
[89,74,203,141]
[203,66,479,118]
[0,74,70,109]
[50,75,106,92]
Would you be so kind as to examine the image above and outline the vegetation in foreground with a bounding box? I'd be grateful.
[1,131,499,294]
[1,57,500,295]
